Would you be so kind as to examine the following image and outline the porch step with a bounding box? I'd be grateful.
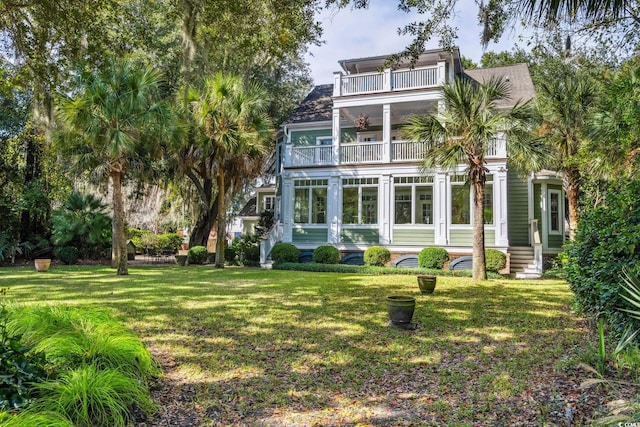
[508,246,535,273]
[515,271,542,279]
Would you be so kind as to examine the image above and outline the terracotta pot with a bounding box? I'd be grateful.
[417,275,437,294]
[34,258,51,272]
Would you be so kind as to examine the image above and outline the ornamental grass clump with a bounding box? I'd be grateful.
[312,245,340,264]
[418,247,449,269]
[364,246,391,266]
[8,306,158,383]
[30,365,155,427]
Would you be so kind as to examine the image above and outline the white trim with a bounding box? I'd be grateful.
[548,189,562,236]
[284,121,332,130]
[316,136,332,145]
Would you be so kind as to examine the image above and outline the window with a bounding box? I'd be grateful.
[357,132,380,143]
[342,178,378,225]
[451,175,470,225]
[484,178,494,225]
[549,190,561,233]
[393,176,434,225]
[294,179,328,224]
[263,195,275,212]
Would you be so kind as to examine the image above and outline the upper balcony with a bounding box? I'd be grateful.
[333,63,447,97]
[283,137,507,168]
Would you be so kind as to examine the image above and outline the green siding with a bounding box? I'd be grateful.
[449,229,495,246]
[340,228,379,244]
[292,227,327,243]
[392,228,434,245]
[291,129,331,146]
[507,168,529,246]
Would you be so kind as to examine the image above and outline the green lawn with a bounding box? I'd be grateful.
[1,265,607,426]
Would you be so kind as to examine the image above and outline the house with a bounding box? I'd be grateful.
[236,182,276,236]
[263,48,565,277]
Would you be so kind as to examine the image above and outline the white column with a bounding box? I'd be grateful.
[382,104,391,163]
[383,68,392,91]
[495,167,509,246]
[282,175,294,243]
[332,108,341,165]
[437,61,447,86]
[380,174,392,245]
[333,72,342,97]
[434,172,448,245]
[541,182,548,251]
[327,175,340,244]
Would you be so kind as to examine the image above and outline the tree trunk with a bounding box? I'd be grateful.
[189,197,218,248]
[215,171,225,268]
[472,180,487,282]
[564,166,580,241]
[111,169,128,275]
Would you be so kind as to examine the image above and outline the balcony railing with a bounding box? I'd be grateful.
[284,138,506,167]
[290,145,334,166]
[391,140,426,162]
[334,64,445,97]
[340,142,384,164]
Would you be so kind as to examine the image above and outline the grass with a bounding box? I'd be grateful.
[0,265,621,425]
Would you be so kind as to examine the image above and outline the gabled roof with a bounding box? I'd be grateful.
[464,63,536,108]
[238,197,257,218]
[285,84,333,124]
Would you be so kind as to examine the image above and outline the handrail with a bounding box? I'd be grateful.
[531,219,543,272]
[260,220,283,267]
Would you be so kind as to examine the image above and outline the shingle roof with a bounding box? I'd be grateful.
[285,84,333,124]
[238,197,257,217]
[464,63,536,108]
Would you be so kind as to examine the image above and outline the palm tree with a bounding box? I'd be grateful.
[403,76,545,281]
[56,58,172,275]
[537,71,595,240]
[185,73,273,268]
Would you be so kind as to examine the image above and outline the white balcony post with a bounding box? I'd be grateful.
[284,143,292,168]
[380,174,391,245]
[434,172,448,245]
[437,61,447,86]
[383,68,392,91]
[332,108,341,164]
[495,167,509,246]
[383,104,391,163]
[327,175,340,244]
[281,175,293,243]
[333,72,342,97]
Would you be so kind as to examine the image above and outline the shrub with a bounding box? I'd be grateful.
[51,192,111,259]
[312,245,340,264]
[270,243,299,264]
[566,179,640,336]
[224,247,237,264]
[55,246,79,265]
[187,246,208,265]
[157,233,182,252]
[243,245,260,267]
[485,249,506,272]
[418,247,449,269]
[364,246,391,266]
[0,292,46,411]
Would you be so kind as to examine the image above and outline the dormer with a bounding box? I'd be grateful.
[332,48,463,97]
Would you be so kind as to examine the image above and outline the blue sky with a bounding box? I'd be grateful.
[305,0,530,84]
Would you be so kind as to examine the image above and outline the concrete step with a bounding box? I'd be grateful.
[515,271,542,279]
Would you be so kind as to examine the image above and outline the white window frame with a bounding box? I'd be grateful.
[392,176,434,226]
[262,195,275,212]
[548,189,562,235]
[356,131,380,143]
[342,178,379,225]
[293,179,328,225]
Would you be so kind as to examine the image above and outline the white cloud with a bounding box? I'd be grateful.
[305,0,530,84]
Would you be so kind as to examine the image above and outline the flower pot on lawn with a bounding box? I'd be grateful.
[417,275,437,294]
[175,255,187,266]
[34,258,51,272]
[386,295,416,326]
